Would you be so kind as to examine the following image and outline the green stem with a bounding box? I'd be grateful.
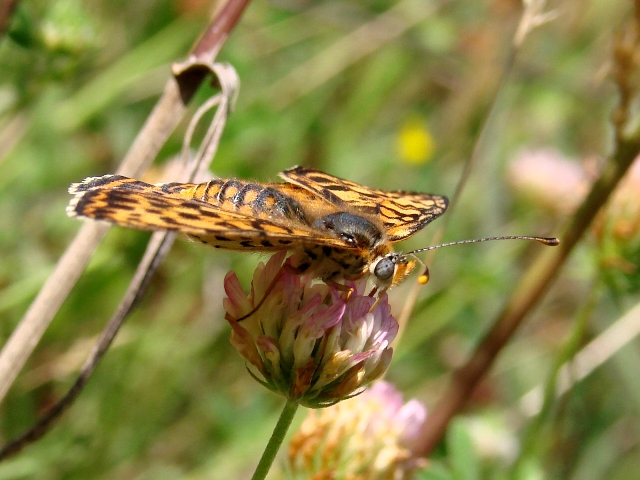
[251,400,300,480]
[509,280,600,479]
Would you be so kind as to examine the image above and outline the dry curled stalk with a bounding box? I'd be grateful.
[0,0,250,459]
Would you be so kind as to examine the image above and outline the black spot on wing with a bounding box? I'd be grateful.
[146,197,172,210]
[160,215,179,225]
[177,211,201,220]
[144,208,164,216]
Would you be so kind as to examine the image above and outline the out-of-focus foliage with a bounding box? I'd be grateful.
[0,0,638,479]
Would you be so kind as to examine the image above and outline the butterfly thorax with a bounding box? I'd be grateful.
[293,211,391,282]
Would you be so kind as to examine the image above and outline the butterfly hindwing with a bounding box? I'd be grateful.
[279,166,449,242]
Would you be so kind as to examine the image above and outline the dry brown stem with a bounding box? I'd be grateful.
[414,8,640,456]
[0,0,251,421]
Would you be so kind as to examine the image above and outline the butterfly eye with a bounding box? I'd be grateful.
[373,256,395,281]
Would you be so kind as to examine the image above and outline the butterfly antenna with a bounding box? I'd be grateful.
[408,235,559,284]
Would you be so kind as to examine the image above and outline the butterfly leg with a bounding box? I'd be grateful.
[326,281,353,292]
[368,288,390,312]
[322,280,354,302]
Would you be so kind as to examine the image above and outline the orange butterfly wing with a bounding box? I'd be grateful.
[279,166,448,242]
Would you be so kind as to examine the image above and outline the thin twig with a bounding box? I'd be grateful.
[398,1,554,330]
[397,47,518,329]
[264,0,438,108]
[516,288,640,418]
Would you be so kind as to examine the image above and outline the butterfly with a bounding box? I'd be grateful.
[67,166,449,290]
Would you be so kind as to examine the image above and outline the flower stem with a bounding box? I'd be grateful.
[251,400,299,480]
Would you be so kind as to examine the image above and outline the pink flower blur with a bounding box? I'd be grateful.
[507,148,590,215]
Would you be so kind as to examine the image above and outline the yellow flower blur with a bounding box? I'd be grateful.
[397,118,434,165]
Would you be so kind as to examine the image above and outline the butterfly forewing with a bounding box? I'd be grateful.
[279,166,448,242]
[68,177,350,251]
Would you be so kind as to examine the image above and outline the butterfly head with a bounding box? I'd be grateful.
[370,253,416,288]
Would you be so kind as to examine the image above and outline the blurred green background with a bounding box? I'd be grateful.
[1,0,639,479]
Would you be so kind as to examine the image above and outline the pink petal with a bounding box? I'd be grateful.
[223,271,253,319]
[228,319,265,373]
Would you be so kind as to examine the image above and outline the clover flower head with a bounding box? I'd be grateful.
[223,251,399,408]
[288,380,428,479]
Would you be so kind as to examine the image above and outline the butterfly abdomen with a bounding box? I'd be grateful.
[164,179,310,224]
